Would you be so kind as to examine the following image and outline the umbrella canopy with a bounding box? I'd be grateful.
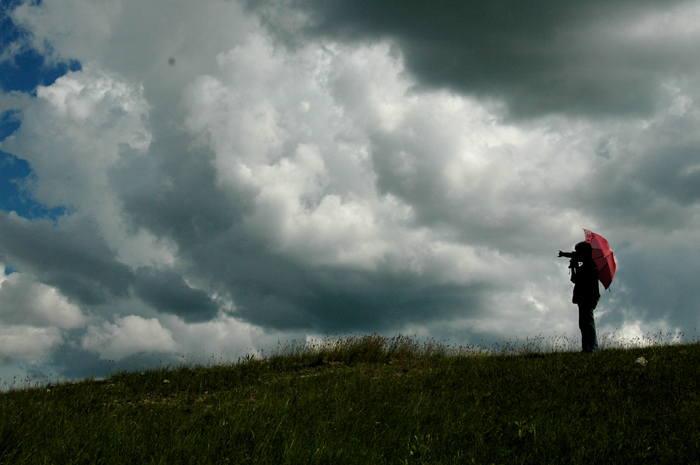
[584,229,616,289]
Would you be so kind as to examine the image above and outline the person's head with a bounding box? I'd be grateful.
[574,241,593,260]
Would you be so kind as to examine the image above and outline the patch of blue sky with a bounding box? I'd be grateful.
[0,49,81,94]
[0,149,69,221]
[1,0,79,221]
[1,0,82,95]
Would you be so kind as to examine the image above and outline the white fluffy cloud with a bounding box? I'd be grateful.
[0,325,63,365]
[0,268,86,329]
[0,267,86,365]
[162,314,279,363]
[0,66,170,268]
[81,315,177,360]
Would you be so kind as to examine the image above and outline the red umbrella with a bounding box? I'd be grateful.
[584,229,616,289]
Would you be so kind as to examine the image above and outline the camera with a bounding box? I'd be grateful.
[558,250,580,269]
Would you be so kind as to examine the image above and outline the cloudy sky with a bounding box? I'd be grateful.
[2,0,700,384]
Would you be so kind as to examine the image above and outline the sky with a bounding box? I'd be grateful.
[1,0,700,385]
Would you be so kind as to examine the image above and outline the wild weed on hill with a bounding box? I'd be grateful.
[1,333,700,464]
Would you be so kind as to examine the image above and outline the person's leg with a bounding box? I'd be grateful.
[589,308,598,351]
[578,305,587,351]
[578,305,597,352]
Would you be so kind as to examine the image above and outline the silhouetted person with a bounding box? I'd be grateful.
[560,241,600,352]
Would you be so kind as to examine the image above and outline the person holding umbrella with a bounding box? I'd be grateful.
[559,229,616,353]
[560,241,600,352]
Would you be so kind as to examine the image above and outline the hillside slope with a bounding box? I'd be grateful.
[1,335,699,464]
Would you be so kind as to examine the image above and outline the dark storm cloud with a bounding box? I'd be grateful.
[199,247,488,333]
[0,208,219,321]
[110,135,249,246]
[298,268,488,332]
[0,212,132,304]
[133,267,218,323]
[573,112,700,231]
[252,0,692,118]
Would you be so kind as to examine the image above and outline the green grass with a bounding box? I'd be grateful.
[2,333,700,464]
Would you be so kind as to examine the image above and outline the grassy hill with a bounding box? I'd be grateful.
[1,334,700,464]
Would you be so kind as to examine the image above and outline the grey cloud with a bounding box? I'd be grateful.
[46,334,168,380]
[0,213,132,304]
[370,131,446,216]
[606,245,700,331]
[630,147,700,208]
[0,209,220,323]
[133,266,218,323]
[298,268,488,332]
[253,0,693,118]
[575,126,700,231]
[206,253,489,333]
[110,136,250,247]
